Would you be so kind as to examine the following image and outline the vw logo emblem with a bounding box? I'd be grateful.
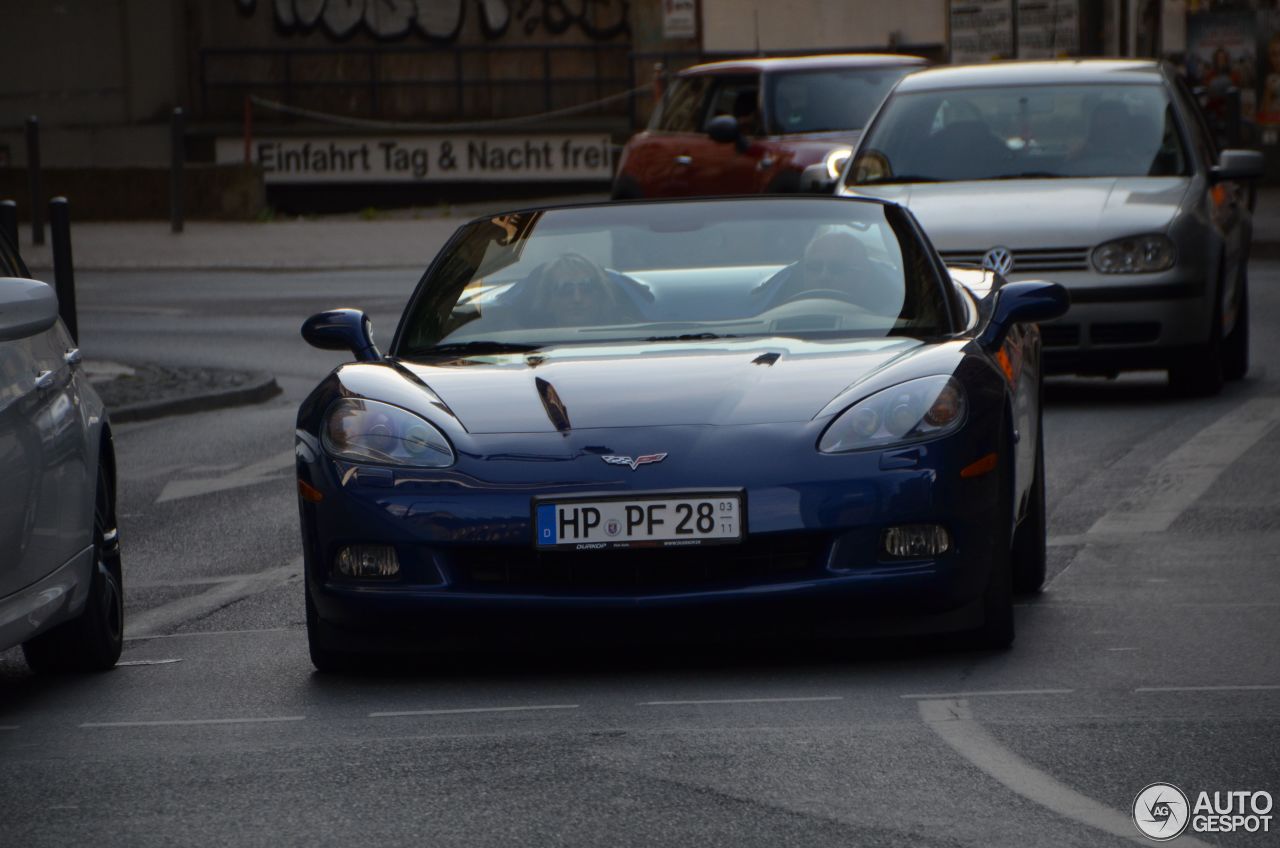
[982,246,1015,275]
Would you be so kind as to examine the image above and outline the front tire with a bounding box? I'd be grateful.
[1169,269,1225,397]
[22,464,124,673]
[1223,272,1249,381]
[305,583,362,673]
[1011,419,1047,595]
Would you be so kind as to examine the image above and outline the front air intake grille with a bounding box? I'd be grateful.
[1090,322,1161,345]
[441,533,830,595]
[1039,324,1080,347]
[940,247,1090,273]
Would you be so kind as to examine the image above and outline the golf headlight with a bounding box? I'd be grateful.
[824,146,854,181]
[322,398,454,467]
[819,375,967,453]
[1092,234,1175,274]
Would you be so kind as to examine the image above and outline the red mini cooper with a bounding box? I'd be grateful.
[613,54,926,199]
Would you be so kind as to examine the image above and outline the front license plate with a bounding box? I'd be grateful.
[534,493,743,549]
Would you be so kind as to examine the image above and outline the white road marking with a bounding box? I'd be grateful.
[1088,396,1280,536]
[1105,648,1138,653]
[156,448,295,503]
[117,659,183,667]
[900,689,1072,700]
[641,696,844,706]
[126,627,292,642]
[125,559,301,639]
[370,704,579,718]
[81,716,305,728]
[0,725,18,731]
[919,698,1212,847]
[1134,684,1280,693]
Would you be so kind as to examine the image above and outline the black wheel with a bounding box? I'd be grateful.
[22,463,124,673]
[1169,270,1225,397]
[968,434,1016,649]
[1223,272,1249,381]
[305,583,362,673]
[1011,415,1047,595]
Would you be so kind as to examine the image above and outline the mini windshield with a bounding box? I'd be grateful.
[393,199,953,356]
[766,68,913,134]
[850,83,1190,184]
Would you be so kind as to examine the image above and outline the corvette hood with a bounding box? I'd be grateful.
[399,338,924,434]
[849,177,1190,250]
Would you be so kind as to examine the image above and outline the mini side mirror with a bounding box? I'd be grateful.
[1211,149,1265,183]
[707,115,748,152]
[978,281,1070,351]
[0,277,59,342]
[302,308,382,362]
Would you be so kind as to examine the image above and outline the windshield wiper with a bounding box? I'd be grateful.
[412,341,542,356]
[990,171,1066,180]
[643,332,738,342]
[859,175,941,185]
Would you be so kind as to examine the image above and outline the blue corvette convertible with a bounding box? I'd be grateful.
[296,196,1067,670]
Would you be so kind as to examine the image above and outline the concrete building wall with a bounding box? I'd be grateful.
[700,0,947,53]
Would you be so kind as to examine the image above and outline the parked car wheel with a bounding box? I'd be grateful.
[1223,270,1249,381]
[1011,414,1047,595]
[22,463,124,673]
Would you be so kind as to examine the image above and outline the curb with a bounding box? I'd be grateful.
[106,372,282,423]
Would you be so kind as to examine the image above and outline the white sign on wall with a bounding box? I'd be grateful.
[215,135,614,184]
[1016,0,1079,59]
[950,0,1014,63]
[663,0,698,39]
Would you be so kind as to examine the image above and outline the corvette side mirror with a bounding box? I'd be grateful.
[979,281,1070,351]
[302,308,382,362]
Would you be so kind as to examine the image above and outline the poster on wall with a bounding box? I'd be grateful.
[1016,0,1079,59]
[1185,12,1257,122]
[950,0,1014,63]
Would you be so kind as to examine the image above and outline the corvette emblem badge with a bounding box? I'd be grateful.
[601,453,668,471]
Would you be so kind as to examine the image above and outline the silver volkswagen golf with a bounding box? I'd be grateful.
[829,60,1262,396]
[0,233,122,672]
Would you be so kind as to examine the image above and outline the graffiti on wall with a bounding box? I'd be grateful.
[237,0,629,41]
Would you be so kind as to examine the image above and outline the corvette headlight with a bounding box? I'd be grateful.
[819,376,967,453]
[1092,234,1175,274]
[824,146,854,181]
[322,398,454,467]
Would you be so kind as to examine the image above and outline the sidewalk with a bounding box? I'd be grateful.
[16,193,610,272]
[13,187,1280,273]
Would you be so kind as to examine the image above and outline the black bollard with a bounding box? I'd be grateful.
[48,197,77,344]
[170,106,185,234]
[0,200,17,257]
[26,116,43,246]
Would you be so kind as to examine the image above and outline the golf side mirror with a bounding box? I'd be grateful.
[1211,149,1265,183]
[302,308,382,362]
[0,277,59,342]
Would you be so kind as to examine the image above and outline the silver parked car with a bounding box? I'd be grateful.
[0,233,122,672]
[824,60,1263,395]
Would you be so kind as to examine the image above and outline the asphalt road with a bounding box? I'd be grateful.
[1,261,1278,847]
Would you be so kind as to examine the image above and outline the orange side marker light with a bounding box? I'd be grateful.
[298,478,324,503]
[960,452,998,479]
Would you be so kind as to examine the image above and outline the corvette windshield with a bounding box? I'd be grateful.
[851,84,1190,184]
[394,199,953,356]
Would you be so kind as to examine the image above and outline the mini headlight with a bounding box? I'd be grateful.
[1092,234,1175,274]
[322,398,454,467]
[824,146,854,181]
[819,376,967,454]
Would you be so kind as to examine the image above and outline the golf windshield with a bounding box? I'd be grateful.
[849,84,1191,184]
[394,198,954,356]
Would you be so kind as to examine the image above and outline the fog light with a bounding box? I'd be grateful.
[881,525,951,559]
[334,544,400,578]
